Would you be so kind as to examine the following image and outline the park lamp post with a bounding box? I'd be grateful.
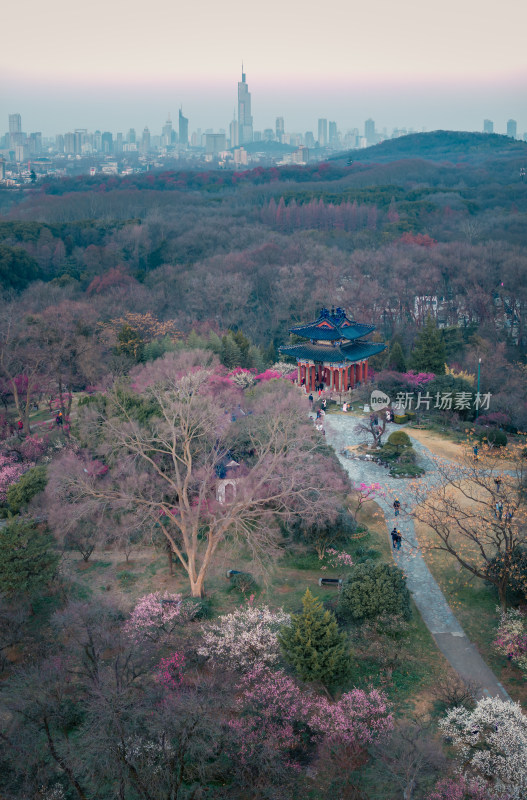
[475,358,481,420]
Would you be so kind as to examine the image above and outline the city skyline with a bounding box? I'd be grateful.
[1,0,526,137]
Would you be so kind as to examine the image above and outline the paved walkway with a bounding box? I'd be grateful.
[324,413,510,701]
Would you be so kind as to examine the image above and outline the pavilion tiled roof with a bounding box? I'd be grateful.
[280,340,386,364]
[289,307,373,342]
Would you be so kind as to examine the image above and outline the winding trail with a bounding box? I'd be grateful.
[325,413,509,700]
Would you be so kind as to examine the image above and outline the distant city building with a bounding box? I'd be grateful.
[233,147,248,165]
[263,128,274,141]
[276,116,284,143]
[162,114,173,147]
[101,131,113,153]
[179,108,189,146]
[364,118,375,145]
[127,128,136,144]
[229,114,239,148]
[115,132,123,152]
[318,118,327,147]
[237,66,253,144]
[329,121,338,145]
[0,159,5,180]
[205,133,226,154]
[64,132,76,154]
[141,127,150,152]
[253,131,262,142]
[483,119,494,134]
[29,132,42,155]
[8,114,22,147]
[305,131,315,149]
[507,119,517,139]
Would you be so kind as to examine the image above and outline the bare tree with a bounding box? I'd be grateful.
[354,410,387,449]
[50,351,347,597]
[412,442,527,609]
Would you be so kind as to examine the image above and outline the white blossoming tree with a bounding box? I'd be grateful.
[198,604,291,671]
[439,697,527,799]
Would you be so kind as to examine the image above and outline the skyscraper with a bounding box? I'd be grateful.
[162,114,173,147]
[9,113,22,147]
[329,121,338,145]
[179,108,189,146]
[318,118,328,147]
[364,118,375,145]
[238,66,253,145]
[141,127,150,152]
[507,119,517,139]
[276,116,285,143]
[483,119,494,134]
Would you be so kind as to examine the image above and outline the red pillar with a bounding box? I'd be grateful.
[343,367,348,391]
[311,365,316,391]
[334,370,339,391]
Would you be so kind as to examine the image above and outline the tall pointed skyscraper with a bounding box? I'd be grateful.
[179,108,189,146]
[237,65,253,145]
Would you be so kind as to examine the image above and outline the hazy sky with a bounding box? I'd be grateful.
[2,0,526,137]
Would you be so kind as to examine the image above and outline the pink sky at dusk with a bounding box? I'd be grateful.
[2,0,526,136]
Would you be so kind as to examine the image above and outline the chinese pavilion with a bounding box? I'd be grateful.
[280,307,385,392]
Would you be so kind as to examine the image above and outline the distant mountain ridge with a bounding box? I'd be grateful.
[330,130,527,165]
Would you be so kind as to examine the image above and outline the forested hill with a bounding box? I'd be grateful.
[330,131,527,165]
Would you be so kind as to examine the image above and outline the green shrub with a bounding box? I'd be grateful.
[352,546,381,563]
[6,465,47,513]
[479,429,508,448]
[389,464,424,478]
[228,571,258,595]
[393,414,407,424]
[387,431,411,447]
[185,596,214,619]
[338,562,411,622]
[117,570,138,590]
[486,547,527,602]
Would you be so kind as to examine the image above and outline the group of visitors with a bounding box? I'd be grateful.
[391,527,403,549]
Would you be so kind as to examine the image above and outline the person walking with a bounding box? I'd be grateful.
[396,530,402,550]
[473,444,478,460]
[496,501,503,521]
[494,476,502,493]
[393,498,401,517]
[308,393,313,405]
[390,527,398,549]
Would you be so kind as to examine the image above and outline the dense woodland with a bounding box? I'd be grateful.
[1,131,527,800]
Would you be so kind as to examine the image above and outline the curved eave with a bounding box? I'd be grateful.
[289,323,375,342]
[280,341,386,363]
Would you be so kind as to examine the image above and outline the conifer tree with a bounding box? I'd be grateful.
[279,589,350,690]
[410,315,446,374]
[0,519,59,601]
[220,334,242,369]
[387,341,406,372]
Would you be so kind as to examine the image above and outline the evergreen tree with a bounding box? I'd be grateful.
[0,519,59,601]
[220,334,242,369]
[207,331,222,354]
[7,465,47,514]
[246,345,265,373]
[279,589,350,690]
[410,315,446,374]
[264,342,277,365]
[387,341,406,372]
[230,330,251,366]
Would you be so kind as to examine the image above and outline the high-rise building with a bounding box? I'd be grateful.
[179,108,189,146]
[9,114,21,135]
[364,118,375,145]
[276,116,284,143]
[141,127,150,152]
[127,128,136,144]
[29,132,42,155]
[238,66,253,144]
[162,114,173,147]
[115,132,123,153]
[101,131,113,153]
[318,118,328,147]
[507,119,517,139]
[483,119,494,134]
[8,113,23,147]
[305,131,315,149]
[205,133,226,154]
[329,121,338,145]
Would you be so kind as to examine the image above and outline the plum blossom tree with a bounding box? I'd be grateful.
[438,697,527,799]
[125,591,197,642]
[351,481,383,520]
[52,350,347,596]
[494,608,527,672]
[198,604,291,671]
[427,775,505,800]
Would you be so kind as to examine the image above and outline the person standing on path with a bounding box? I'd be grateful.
[393,498,401,516]
[396,530,402,550]
[494,476,502,493]
[391,527,398,548]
